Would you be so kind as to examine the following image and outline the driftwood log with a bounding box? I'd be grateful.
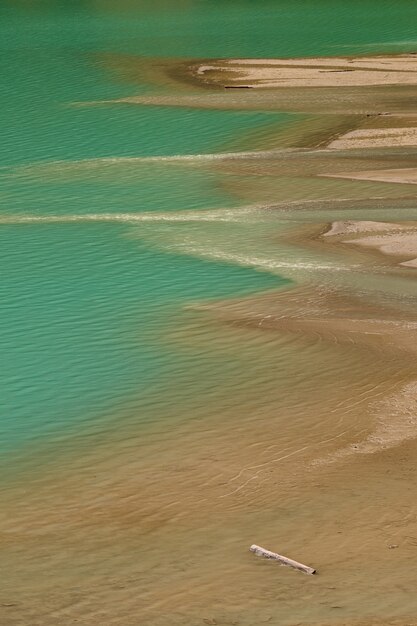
[250,544,316,575]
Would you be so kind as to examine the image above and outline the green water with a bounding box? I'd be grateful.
[1,0,417,452]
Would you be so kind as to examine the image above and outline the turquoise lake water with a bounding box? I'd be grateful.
[2,0,417,452]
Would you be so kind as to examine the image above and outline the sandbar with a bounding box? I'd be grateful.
[324,220,417,267]
[193,54,417,88]
[327,127,417,149]
[322,167,417,183]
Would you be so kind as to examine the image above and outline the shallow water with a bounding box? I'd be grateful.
[2,1,417,625]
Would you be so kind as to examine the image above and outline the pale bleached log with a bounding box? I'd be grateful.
[250,544,316,575]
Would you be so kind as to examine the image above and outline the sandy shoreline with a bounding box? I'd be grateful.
[323,219,417,267]
[4,50,417,626]
[93,53,417,152]
[327,128,417,149]
[321,167,417,183]
[187,54,417,151]
[193,54,417,88]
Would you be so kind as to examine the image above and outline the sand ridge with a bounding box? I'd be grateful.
[321,167,417,183]
[187,54,417,150]
[323,220,417,267]
[193,54,417,88]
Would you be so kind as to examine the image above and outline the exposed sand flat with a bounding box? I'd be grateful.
[323,220,406,237]
[194,54,417,88]
[323,220,417,267]
[322,167,417,184]
[328,126,417,149]
[92,52,417,117]
[324,218,417,236]
[347,231,417,264]
[232,56,417,71]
